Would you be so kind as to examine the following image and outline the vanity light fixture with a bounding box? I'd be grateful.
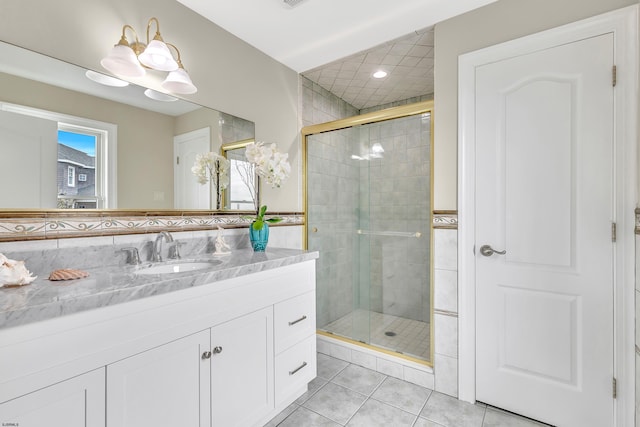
[101,17,197,94]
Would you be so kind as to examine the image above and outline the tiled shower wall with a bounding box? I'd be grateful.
[303,76,433,327]
[302,76,359,330]
[359,115,431,323]
[219,112,255,144]
[301,75,450,392]
[308,114,431,329]
[307,127,360,328]
[432,215,459,396]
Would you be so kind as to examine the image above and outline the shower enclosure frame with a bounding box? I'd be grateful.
[302,100,434,366]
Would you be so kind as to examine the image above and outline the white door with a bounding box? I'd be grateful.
[0,368,105,427]
[174,127,211,209]
[106,330,211,427]
[474,34,614,426]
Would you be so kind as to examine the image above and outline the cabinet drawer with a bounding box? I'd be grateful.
[275,335,316,407]
[274,291,316,353]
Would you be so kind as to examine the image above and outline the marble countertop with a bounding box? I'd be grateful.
[0,248,319,330]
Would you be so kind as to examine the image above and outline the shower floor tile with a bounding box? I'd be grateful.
[322,309,430,360]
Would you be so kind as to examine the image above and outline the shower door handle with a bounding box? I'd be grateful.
[479,245,506,257]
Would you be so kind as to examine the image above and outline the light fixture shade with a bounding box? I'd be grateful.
[138,40,178,71]
[85,70,129,87]
[144,88,178,102]
[161,68,197,94]
[100,44,145,78]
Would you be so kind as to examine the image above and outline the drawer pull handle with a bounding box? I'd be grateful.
[213,346,223,354]
[288,315,307,326]
[202,351,212,360]
[289,361,308,376]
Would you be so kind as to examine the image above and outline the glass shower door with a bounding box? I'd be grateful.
[306,102,432,363]
[307,125,369,344]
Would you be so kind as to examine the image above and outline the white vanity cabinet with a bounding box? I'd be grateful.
[106,330,211,427]
[0,258,317,427]
[273,290,317,407]
[0,368,105,427]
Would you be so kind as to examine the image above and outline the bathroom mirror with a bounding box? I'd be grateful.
[221,139,259,211]
[0,40,255,211]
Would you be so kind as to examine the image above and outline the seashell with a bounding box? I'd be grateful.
[0,253,37,287]
[48,269,89,281]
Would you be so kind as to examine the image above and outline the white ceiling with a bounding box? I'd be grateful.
[177,0,493,73]
[177,0,495,109]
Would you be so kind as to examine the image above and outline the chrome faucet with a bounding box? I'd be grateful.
[120,247,141,265]
[152,231,174,262]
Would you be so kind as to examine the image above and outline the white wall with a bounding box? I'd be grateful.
[0,0,301,211]
[433,0,637,209]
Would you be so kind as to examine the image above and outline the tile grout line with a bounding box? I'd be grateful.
[479,404,488,427]
[273,403,300,427]
[300,359,364,426]
[414,388,444,426]
[335,361,389,426]
[366,378,433,418]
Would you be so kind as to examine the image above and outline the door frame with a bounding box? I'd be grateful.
[457,5,638,426]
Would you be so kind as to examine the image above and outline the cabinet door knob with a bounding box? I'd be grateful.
[213,346,223,354]
[202,351,212,360]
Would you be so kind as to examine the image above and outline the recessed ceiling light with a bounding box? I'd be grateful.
[372,70,387,79]
[85,70,129,87]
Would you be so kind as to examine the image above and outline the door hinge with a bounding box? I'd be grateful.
[612,65,617,87]
[612,377,617,399]
[611,222,617,242]
[176,156,180,165]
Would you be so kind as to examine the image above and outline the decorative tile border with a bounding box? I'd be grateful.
[433,210,458,229]
[431,209,640,233]
[0,211,304,242]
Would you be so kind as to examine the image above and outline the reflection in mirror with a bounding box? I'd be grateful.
[0,40,255,211]
[221,139,259,211]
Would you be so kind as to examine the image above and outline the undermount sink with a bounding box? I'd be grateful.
[135,260,221,275]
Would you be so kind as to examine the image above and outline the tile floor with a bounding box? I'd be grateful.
[322,310,430,360]
[263,353,551,427]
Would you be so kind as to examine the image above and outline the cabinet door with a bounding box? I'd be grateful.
[210,306,274,427]
[0,368,105,427]
[106,330,210,427]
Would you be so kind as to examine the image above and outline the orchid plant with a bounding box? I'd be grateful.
[242,142,291,231]
[191,152,230,210]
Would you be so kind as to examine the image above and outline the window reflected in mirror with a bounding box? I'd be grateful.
[57,128,102,209]
[1,103,115,209]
